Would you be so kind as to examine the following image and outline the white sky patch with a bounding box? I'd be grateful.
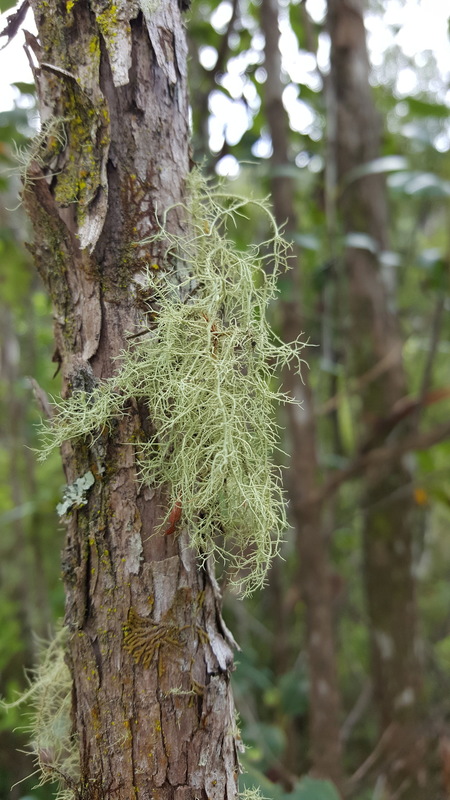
[316,32,331,74]
[215,154,240,177]
[305,0,326,24]
[252,134,273,159]
[220,71,245,100]
[395,67,418,97]
[199,45,218,71]
[279,16,322,91]
[242,80,261,112]
[255,66,267,84]
[283,83,316,134]
[366,0,450,97]
[384,0,450,72]
[435,132,450,153]
[0,6,36,112]
[210,0,233,33]
[208,91,249,151]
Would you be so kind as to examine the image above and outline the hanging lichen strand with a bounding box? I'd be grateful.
[40,172,305,594]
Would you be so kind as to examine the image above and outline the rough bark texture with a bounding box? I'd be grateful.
[24,2,240,798]
[327,1,425,796]
[261,0,344,790]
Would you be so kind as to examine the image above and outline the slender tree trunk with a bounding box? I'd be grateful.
[327,1,425,795]
[24,2,239,797]
[260,0,344,790]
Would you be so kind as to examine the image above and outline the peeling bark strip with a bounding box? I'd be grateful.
[24,1,239,797]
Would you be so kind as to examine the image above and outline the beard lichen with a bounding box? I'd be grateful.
[3,627,79,800]
[40,171,305,595]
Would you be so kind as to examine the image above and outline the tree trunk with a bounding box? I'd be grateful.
[260,0,344,790]
[327,1,425,795]
[24,2,239,797]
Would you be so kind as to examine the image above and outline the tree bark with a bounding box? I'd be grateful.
[327,1,425,795]
[260,0,344,790]
[24,2,240,797]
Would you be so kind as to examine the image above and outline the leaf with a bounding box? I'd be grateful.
[406,97,450,119]
[0,501,35,524]
[417,250,449,291]
[0,0,18,12]
[239,759,285,800]
[406,173,450,197]
[12,80,35,95]
[292,233,321,251]
[379,250,401,267]
[343,232,379,254]
[290,777,341,800]
[343,155,409,186]
[244,721,286,760]
[278,668,309,717]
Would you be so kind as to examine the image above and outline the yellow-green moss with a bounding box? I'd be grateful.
[123,608,183,669]
[54,98,97,206]
[96,5,119,41]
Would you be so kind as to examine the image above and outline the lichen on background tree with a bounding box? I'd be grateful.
[40,171,305,595]
[3,627,79,800]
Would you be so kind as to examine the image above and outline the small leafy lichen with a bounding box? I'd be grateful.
[56,470,95,517]
[40,171,305,594]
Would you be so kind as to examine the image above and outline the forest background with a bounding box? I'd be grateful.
[0,0,449,798]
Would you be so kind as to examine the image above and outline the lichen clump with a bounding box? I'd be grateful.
[41,172,305,594]
[4,628,79,799]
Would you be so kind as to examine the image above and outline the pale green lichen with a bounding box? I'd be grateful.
[56,470,95,516]
[3,627,79,800]
[240,789,269,800]
[11,117,67,194]
[40,171,305,595]
[138,0,160,14]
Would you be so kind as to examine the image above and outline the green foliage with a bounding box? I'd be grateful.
[40,171,305,594]
[0,0,17,11]
[240,762,340,800]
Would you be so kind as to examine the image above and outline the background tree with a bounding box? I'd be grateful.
[327,0,425,795]
[260,0,343,787]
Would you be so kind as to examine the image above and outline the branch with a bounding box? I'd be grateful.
[419,294,445,402]
[313,419,450,506]
[0,0,29,48]
[316,345,402,416]
[347,724,395,786]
